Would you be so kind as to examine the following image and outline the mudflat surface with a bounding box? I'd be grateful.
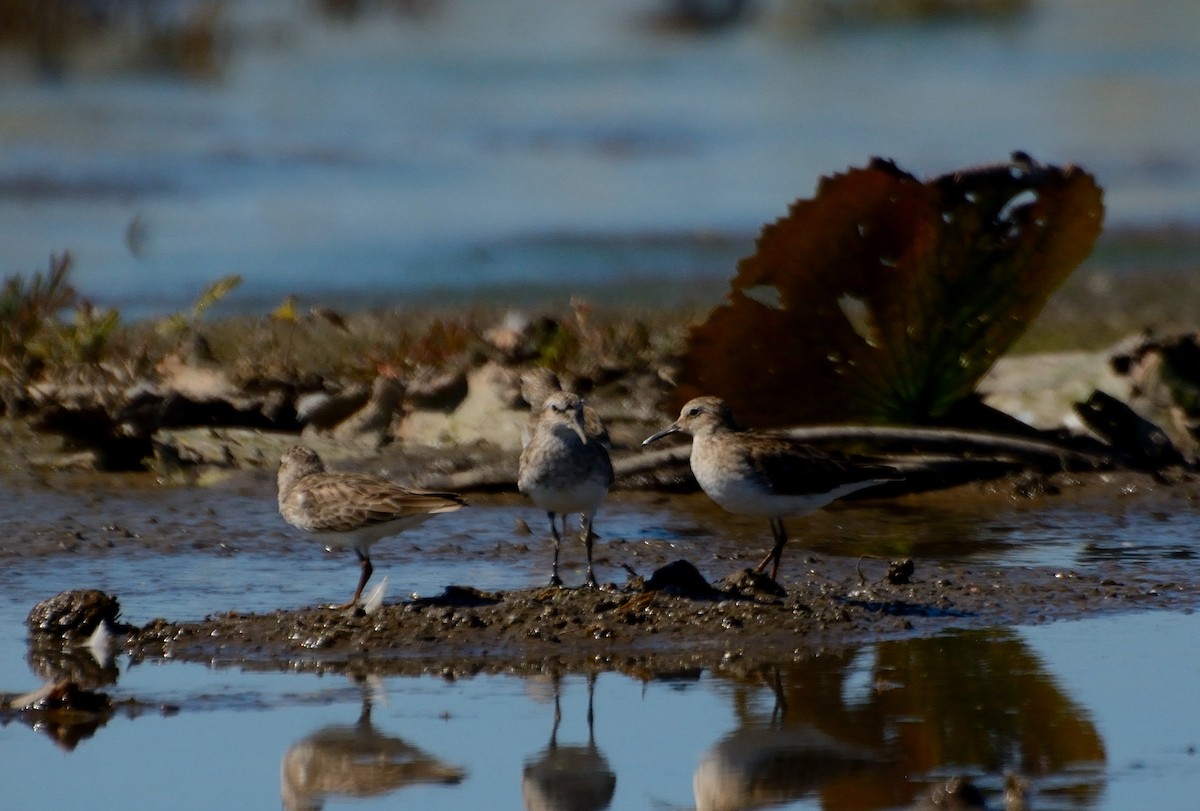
[121,554,1199,678]
[11,463,1200,678]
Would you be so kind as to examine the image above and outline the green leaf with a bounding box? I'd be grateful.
[192,274,242,319]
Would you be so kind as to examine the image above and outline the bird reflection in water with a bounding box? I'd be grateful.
[694,669,878,811]
[697,632,1103,809]
[281,679,464,811]
[522,673,616,811]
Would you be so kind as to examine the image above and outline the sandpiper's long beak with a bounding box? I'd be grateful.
[642,423,679,446]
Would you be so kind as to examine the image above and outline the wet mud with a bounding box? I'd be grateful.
[11,465,1200,681]
[113,553,1198,679]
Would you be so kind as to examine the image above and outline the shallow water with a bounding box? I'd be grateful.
[3,473,1200,808]
[2,0,1199,315]
[6,605,1200,809]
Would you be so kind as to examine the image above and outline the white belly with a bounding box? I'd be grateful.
[309,513,434,553]
[692,448,878,519]
[524,476,609,516]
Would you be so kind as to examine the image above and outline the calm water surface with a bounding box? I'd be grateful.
[5,2,1200,806]
[6,601,1200,809]
[3,473,1200,809]
[1,0,1199,314]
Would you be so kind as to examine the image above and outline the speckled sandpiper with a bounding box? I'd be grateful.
[277,445,466,608]
[519,368,612,545]
[642,396,900,581]
[518,390,615,587]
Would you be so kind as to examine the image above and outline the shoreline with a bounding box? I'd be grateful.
[61,221,1200,325]
[15,466,1200,678]
[85,549,1200,678]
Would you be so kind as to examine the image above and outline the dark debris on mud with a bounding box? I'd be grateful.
[73,556,1199,680]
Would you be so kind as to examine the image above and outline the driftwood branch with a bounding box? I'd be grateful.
[438,424,1114,494]
[614,424,1113,481]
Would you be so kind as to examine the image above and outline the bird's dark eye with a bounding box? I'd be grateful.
[687,406,701,417]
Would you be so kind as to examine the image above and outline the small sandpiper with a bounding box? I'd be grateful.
[518,390,615,587]
[277,445,466,608]
[643,396,900,581]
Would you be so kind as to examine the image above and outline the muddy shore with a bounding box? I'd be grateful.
[116,552,1199,679]
[13,466,1197,681]
[8,242,1200,682]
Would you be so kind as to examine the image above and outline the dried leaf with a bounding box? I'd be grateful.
[671,155,1104,426]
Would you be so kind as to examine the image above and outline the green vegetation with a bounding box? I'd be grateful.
[157,275,243,341]
[0,252,122,378]
[2,222,1199,416]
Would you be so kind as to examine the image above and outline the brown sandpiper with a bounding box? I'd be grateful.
[643,396,900,581]
[518,390,615,587]
[277,445,466,608]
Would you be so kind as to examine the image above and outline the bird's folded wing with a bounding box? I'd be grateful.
[744,436,891,495]
[290,475,463,531]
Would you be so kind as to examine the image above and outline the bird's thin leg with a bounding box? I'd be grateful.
[766,667,787,724]
[770,518,787,581]
[336,550,373,610]
[549,673,562,749]
[586,672,597,746]
[547,512,564,587]
[582,513,598,588]
[755,519,787,581]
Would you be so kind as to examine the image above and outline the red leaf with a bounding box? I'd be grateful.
[671,156,1104,426]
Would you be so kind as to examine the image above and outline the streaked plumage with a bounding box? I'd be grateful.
[277,445,465,608]
[518,391,614,587]
[643,396,900,581]
[282,696,464,811]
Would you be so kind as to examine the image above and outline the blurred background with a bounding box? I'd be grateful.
[1,0,1197,318]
